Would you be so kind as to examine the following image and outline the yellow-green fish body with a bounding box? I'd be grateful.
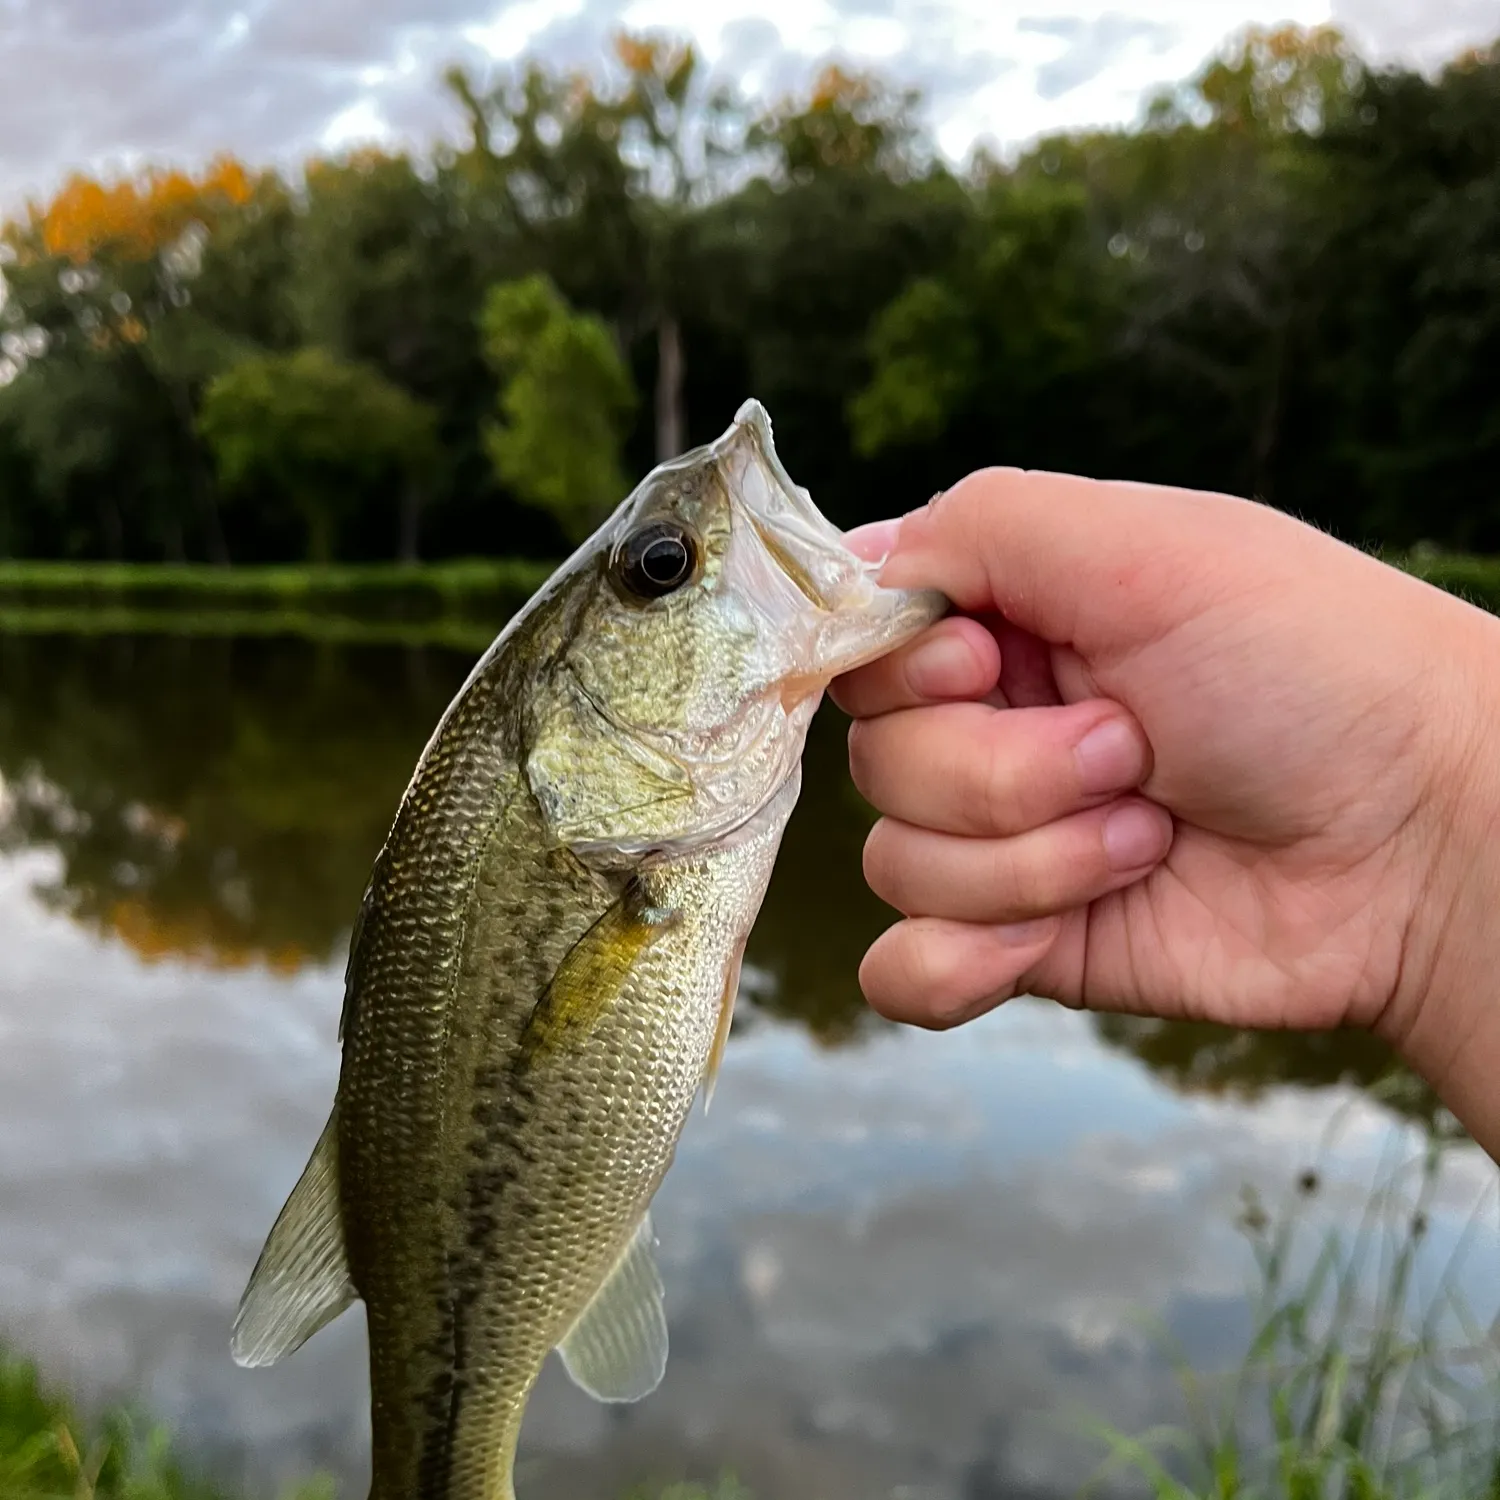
[231,400,945,1500]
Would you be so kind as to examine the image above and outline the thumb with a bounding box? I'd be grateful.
[848,468,1273,651]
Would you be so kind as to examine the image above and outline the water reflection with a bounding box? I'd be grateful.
[0,626,1489,1500]
[0,629,1432,1100]
[1093,1016,1441,1126]
[0,633,463,973]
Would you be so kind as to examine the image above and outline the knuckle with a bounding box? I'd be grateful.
[845,719,879,799]
[993,839,1058,917]
[978,722,1024,835]
[861,820,903,903]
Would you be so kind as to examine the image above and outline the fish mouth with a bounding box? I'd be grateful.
[709,400,947,685]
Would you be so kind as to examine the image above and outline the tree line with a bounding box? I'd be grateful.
[1,23,1497,566]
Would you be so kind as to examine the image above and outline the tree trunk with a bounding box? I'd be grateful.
[655,314,684,463]
[165,375,229,564]
[1251,314,1289,503]
[397,482,422,565]
[200,487,230,566]
[306,502,334,566]
[162,511,186,563]
[99,493,124,562]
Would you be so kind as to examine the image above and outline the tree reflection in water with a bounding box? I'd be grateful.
[0,628,1433,1119]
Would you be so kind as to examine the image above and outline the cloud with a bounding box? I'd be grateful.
[1,0,1493,224]
[1020,11,1181,102]
[1333,0,1500,67]
[1,832,1493,1500]
[0,0,1011,213]
[0,0,494,209]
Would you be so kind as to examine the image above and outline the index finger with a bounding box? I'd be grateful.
[864,469,1269,652]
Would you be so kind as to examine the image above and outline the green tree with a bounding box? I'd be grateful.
[693,65,970,525]
[449,35,750,464]
[289,151,501,558]
[478,274,636,543]
[198,348,437,564]
[0,160,272,562]
[1294,46,1500,548]
[752,62,930,183]
[849,175,1123,486]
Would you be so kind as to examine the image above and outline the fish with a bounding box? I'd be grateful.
[229,398,947,1500]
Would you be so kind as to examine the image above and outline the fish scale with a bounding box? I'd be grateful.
[230,400,946,1500]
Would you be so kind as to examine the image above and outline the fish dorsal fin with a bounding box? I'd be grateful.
[557,1215,668,1403]
[231,1109,355,1368]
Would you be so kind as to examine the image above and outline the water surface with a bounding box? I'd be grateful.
[0,630,1493,1499]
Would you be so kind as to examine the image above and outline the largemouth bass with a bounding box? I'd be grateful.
[230,399,946,1500]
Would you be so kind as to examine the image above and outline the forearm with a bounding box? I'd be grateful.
[1388,593,1500,1160]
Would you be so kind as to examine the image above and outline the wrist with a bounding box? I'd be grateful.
[1384,590,1500,1157]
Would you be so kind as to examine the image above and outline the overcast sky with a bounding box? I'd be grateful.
[3,0,1500,210]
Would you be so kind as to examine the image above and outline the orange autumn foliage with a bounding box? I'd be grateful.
[611,30,694,90]
[613,32,661,77]
[105,896,311,975]
[32,155,256,265]
[809,64,872,112]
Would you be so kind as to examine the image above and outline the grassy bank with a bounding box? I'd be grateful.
[0,1342,746,1500]
[0,558,555,617]
[1085,1131,1500,1500]
[0,1348,329,1500]
[1397,548,1500,614]
[5,1155,1493,1500]
[0,604,499,653]
[0,546,1492,619]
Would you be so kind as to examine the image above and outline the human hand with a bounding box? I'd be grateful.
[832,471,1500,1157]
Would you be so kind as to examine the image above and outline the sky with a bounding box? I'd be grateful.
[2,0,1500,210]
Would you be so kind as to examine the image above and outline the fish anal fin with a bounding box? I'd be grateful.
[556,1215,668,1403]
[231,1109,355,1368]
[702,940,747,1114]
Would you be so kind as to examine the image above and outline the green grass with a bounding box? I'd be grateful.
[0,558,554,612]
[4,1129,1495,1500]
[0,557,557,651]
[1081,1124,1500,1500]
[0,603,499,653]
[0,1343,753,1500]
[0,1349,331,1500]
[1391,546,1500,613]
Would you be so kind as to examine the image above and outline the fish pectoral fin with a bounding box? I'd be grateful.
[231,1108,355,1368]
[556,1214,668,1404]
[519,879,681,1066]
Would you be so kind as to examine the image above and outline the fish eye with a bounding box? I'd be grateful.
[614,521,698,601]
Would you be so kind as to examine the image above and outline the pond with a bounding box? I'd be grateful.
[0,625,1494,1500]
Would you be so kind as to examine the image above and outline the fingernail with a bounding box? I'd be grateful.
[1075,718,1146,795]
[1103,803,1171,871]
[843,519,902,566]
[904,633,976,698]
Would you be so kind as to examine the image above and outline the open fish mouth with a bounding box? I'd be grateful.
[709,399,948,683]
